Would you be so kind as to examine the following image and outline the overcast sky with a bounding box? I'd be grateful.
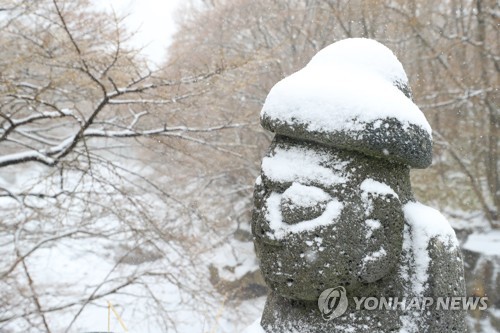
[95,0,182,66]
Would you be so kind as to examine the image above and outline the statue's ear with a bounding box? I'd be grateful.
[357,193,405,283]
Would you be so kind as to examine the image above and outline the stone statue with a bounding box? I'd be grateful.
[248,38,467,333]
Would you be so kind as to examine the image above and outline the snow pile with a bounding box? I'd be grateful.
[281,182,331,208]
[261,38,431,135]
[309,38,408,85]
[360,178,399,199]
[260,38,433,169]
[261,146,348,186]
[403,201,459,295]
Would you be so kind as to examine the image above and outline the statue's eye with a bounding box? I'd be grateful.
[280,183,330,225]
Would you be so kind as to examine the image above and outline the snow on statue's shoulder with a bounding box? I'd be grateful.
[403,201,459,295]
[261,38,433,169]
[403,201,458,247]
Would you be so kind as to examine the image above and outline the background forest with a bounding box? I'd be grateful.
[0,0,498,332]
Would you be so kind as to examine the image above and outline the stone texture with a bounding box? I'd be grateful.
[260,117,433,169]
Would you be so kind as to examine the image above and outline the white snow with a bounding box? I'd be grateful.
[463,230,500,256]
[303,248,319,263]
[261,38,432,135]
[399,314,420,333]
[0,160,263,333]
[209,237,258,281]
[360,179,398,216]
[403,201,459,295]
[362,246,387,264]
[281,182,331,208]
[261,146,347,186]
[0,149,54,166]
[265,192,343,239]
[309,38,409,85]
[365,219,381,239]
[360,178,399,199]
[242,318,265,333]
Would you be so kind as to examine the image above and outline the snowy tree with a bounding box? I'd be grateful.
[0,1,250,332]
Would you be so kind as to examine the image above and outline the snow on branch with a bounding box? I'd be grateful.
[105,72,218,99]
[0,149,55,167]
[0,123,246,168]
[83,124,245,137]
[0,1,227,170]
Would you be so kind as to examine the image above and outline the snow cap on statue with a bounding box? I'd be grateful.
[260,38,433,168]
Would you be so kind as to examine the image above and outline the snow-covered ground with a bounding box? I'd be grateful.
[463,230,500,256]
[0,159,263,333]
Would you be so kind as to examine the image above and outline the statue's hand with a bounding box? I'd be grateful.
[357,179,405,283]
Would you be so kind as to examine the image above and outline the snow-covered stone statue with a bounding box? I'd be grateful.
[247,38,467,333]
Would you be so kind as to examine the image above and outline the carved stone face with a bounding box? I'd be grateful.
[252,135,410,301]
